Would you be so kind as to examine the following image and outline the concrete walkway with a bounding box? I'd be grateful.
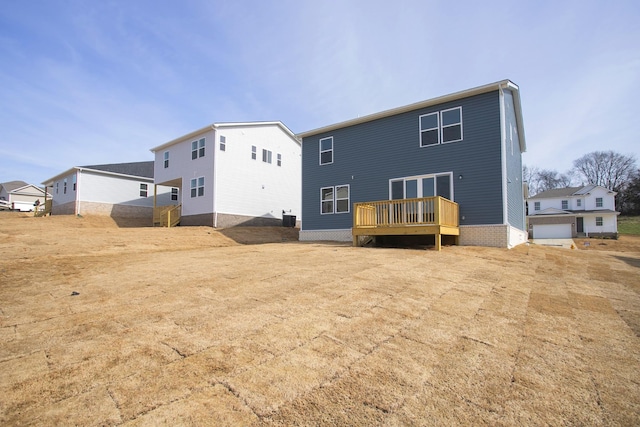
[530,238,577,249]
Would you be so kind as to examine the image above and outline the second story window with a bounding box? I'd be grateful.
[262,149,272,164]
[562,200,568,210]
[72,175,77,191]
[420,106,463,147]
[251,146,257,160]
[577,199,582,207]
[220,135,226,151]
[534,201,540,211]
[277,153,282,167]
[63,178,67,194]
[596,197,603,207]
[192,138,205,160]
[164,151,169,168]
[320,137,333,165]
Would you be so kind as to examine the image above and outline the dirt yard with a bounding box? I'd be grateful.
[1,212,639,426]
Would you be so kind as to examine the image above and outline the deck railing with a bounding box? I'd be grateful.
[34,200,52,217]
[353,196,459,229]
[153,205,181,227]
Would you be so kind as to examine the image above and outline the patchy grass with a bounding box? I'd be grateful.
[618,216,640,235]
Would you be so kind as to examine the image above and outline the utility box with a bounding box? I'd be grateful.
[282,215,296,227]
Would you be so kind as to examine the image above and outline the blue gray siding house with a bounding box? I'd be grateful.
[298,80,528,248]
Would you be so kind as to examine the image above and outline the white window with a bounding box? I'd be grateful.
[171,188,178,201]
[277,153,282,167]
[562,200,568,210]
[577,199,582,207]
[164,151,169,168]
[72,175,77,191]
[441,107,463,143]
[321,185,350,214]
[534,201,540,211]
[596,197,603,208]
[192,138,205,160]
[251,145,257,160]
[262,149,272,164]
[419,106,463,147]
[63,178,67,194]
[190,177,204,198]
[596,216,603,226]
[419,112,439,146]
[56,182,59,194]
[140,183,148,197]
[319,137,333,165]
[220,135,226,151]
[390,173,453,201]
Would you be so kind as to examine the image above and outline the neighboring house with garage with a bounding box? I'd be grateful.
[527,185,619,238]
[42,162,175,221]
[150,121,301,227]
[297,79,528,249]
[0,181,47,211]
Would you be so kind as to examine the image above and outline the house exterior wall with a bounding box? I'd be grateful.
[301,90,511,233]
[154,129,216,218]
[214,124,301,224]
[50,172,78,213]
[529,187,615,214]
[502,89,526,230]
[154,123,301,227]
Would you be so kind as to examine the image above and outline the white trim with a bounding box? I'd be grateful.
[499,87,508,225]
[418,112,439,147]
[388,172,454,201]
[319,136,333,165]
[320,184,350,215]
[440,106,463,144]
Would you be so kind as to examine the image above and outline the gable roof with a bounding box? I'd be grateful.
[529,185,615,199]
[0,180,29,193]
[296,79,526,152]
[150,121,300,153]
[42,161,154,186]
[80,162,154,179]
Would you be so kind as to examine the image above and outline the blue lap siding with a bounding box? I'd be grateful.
[301,90,508,231]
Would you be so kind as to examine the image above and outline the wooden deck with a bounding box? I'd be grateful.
[352,196,459,251]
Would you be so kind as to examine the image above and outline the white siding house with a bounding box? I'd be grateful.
[0,181,47,211]
[42,162,174,221]
[527,185,619,238]
[150,121,301,227]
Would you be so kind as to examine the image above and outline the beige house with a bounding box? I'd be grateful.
[0,181,47,211]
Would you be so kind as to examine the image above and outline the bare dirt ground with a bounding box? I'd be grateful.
[1,211,639,426]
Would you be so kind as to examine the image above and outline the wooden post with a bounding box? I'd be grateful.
[435,233,442,251]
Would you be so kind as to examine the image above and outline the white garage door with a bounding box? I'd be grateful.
[533,224,572,239]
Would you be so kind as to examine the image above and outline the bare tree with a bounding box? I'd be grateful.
[524,165,573,196]
[572,151,636,191]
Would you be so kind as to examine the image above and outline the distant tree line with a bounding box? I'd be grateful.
[524,150,639,215]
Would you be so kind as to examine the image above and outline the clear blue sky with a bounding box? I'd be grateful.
[1,0,638,186]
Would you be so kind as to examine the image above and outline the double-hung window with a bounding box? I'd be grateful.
[192,138,205,159]
[171,188,179,201]
[319,137,333,165]
[321,185,350,214]
[596,197,603,208]
[262,149,272,163]
[163,151,169,168]
[220,135,226,151]
[561,200,568,210]
[72,175,77,191]
[251,146,257,160]
[190,177,205,198]
[534,201,540,211]
[277,153,282,167]
[140,183,148,197]
[63,178,67,194]
[577,199,582,207]
[595,216,603,226]
[419,106,463,147]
